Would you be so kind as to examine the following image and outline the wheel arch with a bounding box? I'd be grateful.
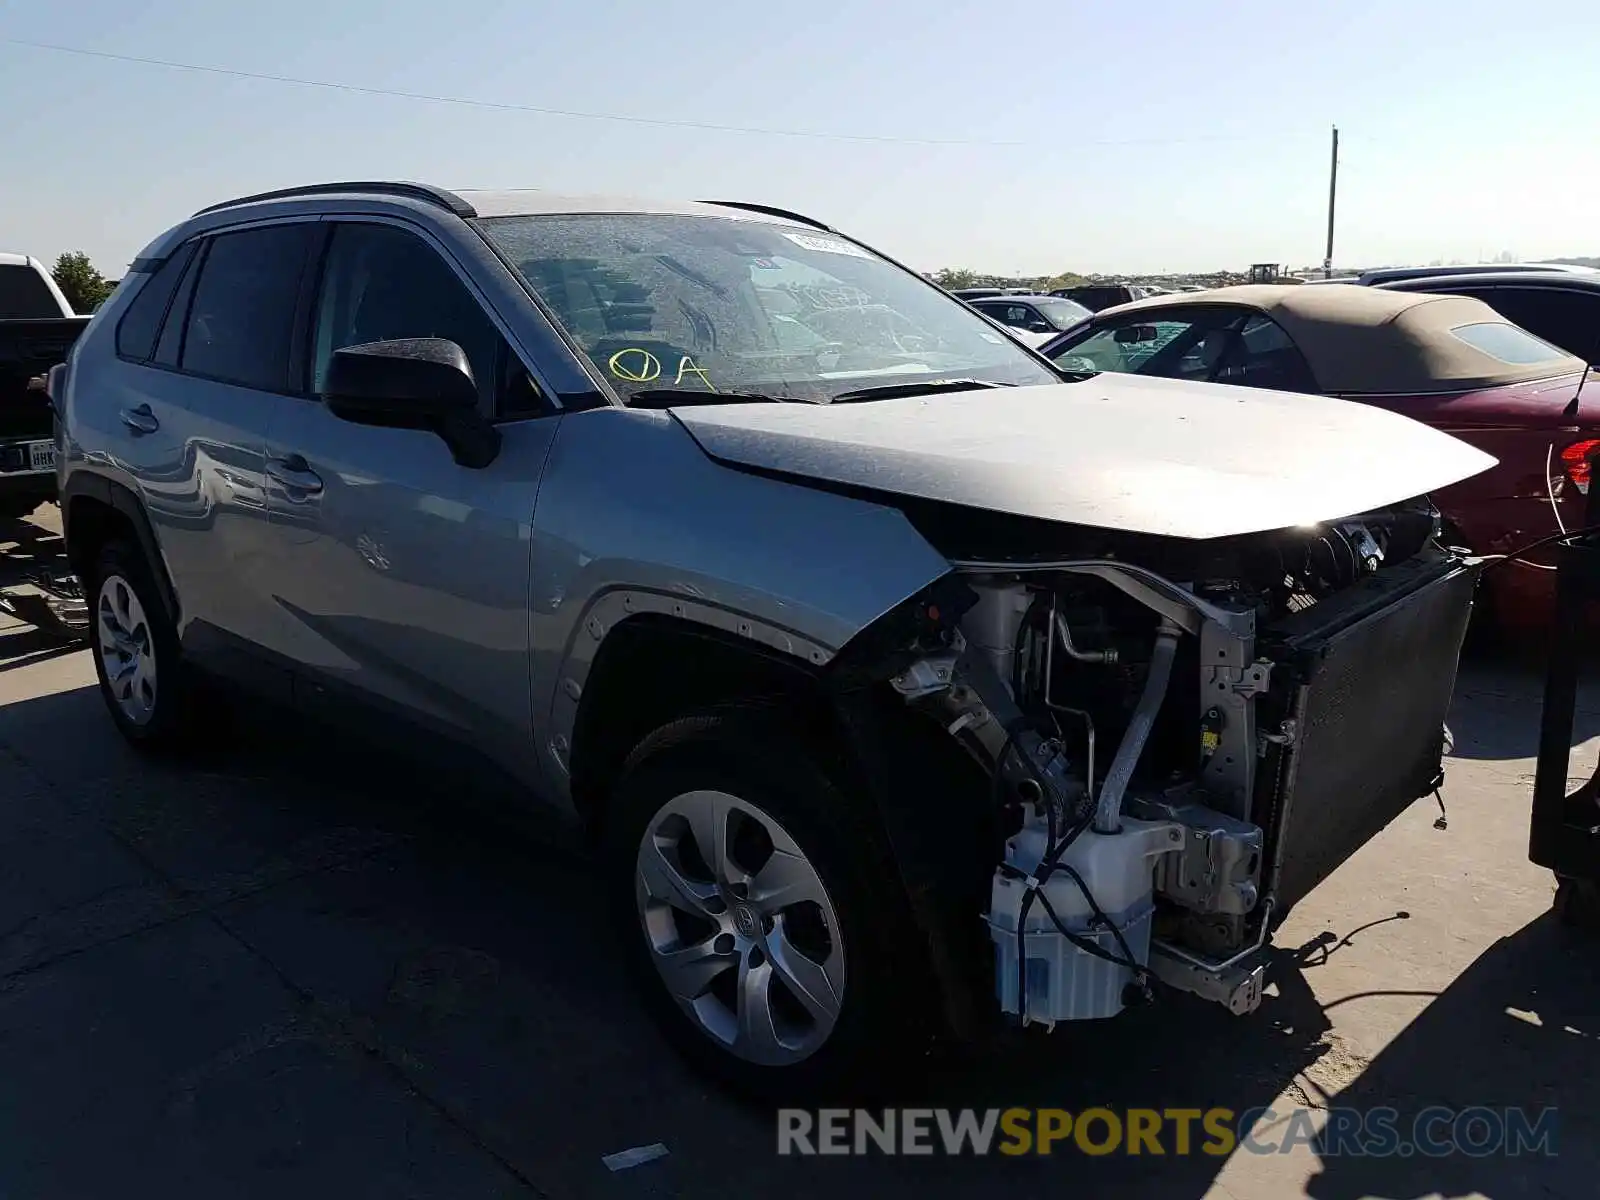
[564,605,836,838]
[61,472,179,623]
[564,583,1000,1044]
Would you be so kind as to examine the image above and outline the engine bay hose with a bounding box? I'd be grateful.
[1093,619,1182,833]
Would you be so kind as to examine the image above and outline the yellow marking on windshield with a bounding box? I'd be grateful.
[673,356,717,391]
[608,348,662,382]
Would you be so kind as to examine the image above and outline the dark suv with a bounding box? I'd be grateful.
[1050,283,1153,312]
[1375,270,1600,364]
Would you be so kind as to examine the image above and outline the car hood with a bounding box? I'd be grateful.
[670,374,1497,540]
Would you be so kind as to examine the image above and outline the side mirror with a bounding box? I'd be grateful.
[322,338,500,469]
[1113,324,1160,345]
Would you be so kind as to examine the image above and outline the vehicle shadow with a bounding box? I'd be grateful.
[1447,643,1600,762]
[1300,912,1598,1199]
[0,680,1586,1199]
[0,511,67,587]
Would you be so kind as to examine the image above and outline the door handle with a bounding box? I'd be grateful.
[266,453,324,496]
[119,404,159,435]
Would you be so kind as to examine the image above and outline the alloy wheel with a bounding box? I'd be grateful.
[97,574,157,725]
[635,789,846,1066]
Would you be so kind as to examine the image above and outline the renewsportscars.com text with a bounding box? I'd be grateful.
[777,1106,1558,1158]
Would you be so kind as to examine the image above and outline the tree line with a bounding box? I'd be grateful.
[49,251,115,314]
[933,267,1087,293]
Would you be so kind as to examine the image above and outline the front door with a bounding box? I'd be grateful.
[257,219,561,780]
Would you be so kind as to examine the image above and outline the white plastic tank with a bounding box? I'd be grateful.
[989,813,1182,1026]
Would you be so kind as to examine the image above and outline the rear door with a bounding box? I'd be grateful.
[111,221,317,670]
[255,218,561,777]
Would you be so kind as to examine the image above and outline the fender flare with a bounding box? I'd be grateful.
[60,472,180,623]
[544,586,834,783]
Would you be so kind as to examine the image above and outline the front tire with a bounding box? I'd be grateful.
[605,714,924,1100]
[88,540,199,750]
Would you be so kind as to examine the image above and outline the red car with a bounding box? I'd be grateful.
[1040,284,1598,635]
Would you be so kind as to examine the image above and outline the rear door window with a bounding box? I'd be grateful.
[1212,314,1320,391]
[1050,309,1244,376]
[179,224,316,391]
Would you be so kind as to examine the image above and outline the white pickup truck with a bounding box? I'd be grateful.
[0,253,88,519]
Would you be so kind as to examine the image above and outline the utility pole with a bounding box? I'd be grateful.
[1323,125,1339,279]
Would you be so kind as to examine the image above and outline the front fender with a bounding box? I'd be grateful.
[528,407,952,798]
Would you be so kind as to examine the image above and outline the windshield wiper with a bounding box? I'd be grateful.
[626,388,798,408]
[829,378,1012,404]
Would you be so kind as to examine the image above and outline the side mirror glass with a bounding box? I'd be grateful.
[322,338,500,468]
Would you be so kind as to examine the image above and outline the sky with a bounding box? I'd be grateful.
[2,0,1598,277]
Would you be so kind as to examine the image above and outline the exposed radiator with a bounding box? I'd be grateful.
[1253,557,1477,918]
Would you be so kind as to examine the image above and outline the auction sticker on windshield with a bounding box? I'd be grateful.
[781,232,873,259]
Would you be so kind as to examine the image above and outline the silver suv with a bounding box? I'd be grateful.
[58,181,1493,1096]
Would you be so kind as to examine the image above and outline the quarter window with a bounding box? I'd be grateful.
[179,225,316,391]
[115,242,196,362]
[1449,321,1572,366]
[153,247,203,368]
[1468,288,1600,363]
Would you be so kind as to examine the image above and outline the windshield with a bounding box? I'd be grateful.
[476,213,1058,403]
[1034,297,1091,328]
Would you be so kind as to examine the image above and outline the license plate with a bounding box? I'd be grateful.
[27,441,55,471]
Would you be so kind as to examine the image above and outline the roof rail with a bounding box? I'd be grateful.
[194,181,477,218]
[701,201,832,232]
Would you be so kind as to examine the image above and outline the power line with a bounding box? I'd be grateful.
[0,37,1023,146]
[0,36,1275,151]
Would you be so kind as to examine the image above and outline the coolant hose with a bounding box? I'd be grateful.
[1093,620,1182,833]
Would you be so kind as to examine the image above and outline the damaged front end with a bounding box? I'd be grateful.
[842,497,1473,1028]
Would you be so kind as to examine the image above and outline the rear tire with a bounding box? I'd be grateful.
[87,540,200,751]
[604,713,927,1101]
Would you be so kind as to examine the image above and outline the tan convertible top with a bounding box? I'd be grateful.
[1107,284,1586,393]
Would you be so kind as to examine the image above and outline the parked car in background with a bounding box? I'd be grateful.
[58,181,1491,1097]
[0,253,88,519]
[967,293,1090,337]
[1374,270,1600,365]
[1050,282,1156,311]
[1339,263,1597,288]
[950,287,1005,300]
[1039,284,1598,635]
[0,253,74,320]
